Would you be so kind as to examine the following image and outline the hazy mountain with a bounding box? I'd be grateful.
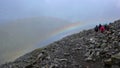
[0,17,71,64]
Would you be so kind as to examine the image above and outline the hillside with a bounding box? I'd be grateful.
[0,19,120,68]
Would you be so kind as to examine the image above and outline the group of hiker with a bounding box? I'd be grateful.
[94,24,109,33]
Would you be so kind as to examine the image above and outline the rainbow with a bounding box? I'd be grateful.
[50,22,85,38]
[37,22,85,47]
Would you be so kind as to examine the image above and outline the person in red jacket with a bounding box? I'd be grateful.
[100,25,105,33]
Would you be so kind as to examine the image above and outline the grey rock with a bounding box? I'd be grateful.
[112,52,120,60]
[58,59,68,62]
[85,57,93,61]
[104,58,112,65]
[101,43,106,48]
[73,47,82,50]
[50,63,58,68]
[64,53,70,56]
[102,40,107,43]
[84,51,91,57]
[96,51,100,56]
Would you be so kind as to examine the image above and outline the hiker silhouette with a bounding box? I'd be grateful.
[94,25,99,32]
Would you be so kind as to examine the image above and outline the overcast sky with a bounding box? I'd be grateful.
[0,0,120,22]
[0,0,120,64]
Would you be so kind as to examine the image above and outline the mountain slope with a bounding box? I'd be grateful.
[1,19,120,68]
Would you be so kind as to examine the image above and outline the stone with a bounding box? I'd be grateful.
[96,51,100,56]
[85,57,93,61]
[46,56,51,60]
[111,53,120,65]
[112,53,120,60]
[50,63,59,68]
[64,53,70,56]
[89,44,95,48]
[37,53,43,59]
[84,51,91,57]
[59,59,68,62]
[104,58,112,68]
[89,38,96,44]
[74,47,82,50]
[101,43,106,48]
[102,40,107,43]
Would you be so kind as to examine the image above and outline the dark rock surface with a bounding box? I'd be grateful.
[0,19,120,68]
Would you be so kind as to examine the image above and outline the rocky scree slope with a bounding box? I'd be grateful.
[0,20,120,68]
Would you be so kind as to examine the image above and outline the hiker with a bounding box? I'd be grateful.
[100,25,105,33]
[94,25,99,32]
[104,24,109,31]
[99,24,102,29]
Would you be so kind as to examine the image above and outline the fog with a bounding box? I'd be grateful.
[0,0,120,64]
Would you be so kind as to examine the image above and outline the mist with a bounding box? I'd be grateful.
[0,0,120,64]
